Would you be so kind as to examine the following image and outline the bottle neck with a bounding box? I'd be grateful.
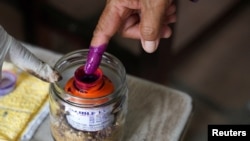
[74,65,102,91]
[64,65,114,99]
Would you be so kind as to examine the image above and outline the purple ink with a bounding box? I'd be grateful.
[0,71,17,96]
[75,66,100,84]
[74,65,102,90]
[84,45,107,74]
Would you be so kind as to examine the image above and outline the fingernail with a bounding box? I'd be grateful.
[142,40,159,53]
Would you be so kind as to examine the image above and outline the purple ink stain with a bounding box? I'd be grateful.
[84,45,107,75]
[80,74,99,83]
[0,71,17,96]
[74,66,102,90]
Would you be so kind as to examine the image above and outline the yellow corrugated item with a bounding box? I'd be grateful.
[0,62,49,141]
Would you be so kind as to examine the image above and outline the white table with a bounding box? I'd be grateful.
[26,45,193,141]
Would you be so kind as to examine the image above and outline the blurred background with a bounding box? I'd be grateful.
[0,0,250,140]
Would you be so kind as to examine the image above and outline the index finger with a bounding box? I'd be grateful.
[90,3,122,47]
[85,2,124,74]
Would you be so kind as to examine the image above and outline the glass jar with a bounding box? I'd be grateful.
[49,49,128,141]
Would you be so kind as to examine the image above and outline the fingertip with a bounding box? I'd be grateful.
[141,39,159,53]
[161,26,172,38]
[167,14,177,24]
[166,4,177,16]
[51,70,62,82]
[26,64,62,83]
[84,45,107,74]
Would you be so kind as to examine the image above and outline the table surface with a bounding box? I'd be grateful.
[25,45,193,141]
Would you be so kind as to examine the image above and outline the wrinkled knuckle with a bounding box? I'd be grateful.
[141,26,157,40]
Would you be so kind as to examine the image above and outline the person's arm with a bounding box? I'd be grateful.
[0,25,61,83]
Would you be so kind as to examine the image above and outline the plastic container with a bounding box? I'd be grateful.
[49,49,128,141]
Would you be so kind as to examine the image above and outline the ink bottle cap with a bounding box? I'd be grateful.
[64,65,114,99]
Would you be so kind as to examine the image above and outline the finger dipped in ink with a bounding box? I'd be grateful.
[84,45,107,75]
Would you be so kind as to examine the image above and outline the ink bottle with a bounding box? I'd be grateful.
[49,49,128,141]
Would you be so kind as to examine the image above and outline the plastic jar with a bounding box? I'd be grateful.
[49,49,128,141]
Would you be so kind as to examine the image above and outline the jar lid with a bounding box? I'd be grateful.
[64,66,114,99]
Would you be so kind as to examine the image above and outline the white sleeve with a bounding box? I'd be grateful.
[0,25,61,82]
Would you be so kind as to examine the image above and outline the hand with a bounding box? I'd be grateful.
[91,0,176,53]
[0,26,61,83]
[85,0,176,74]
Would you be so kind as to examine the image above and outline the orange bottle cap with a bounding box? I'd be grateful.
[64,66,114,99]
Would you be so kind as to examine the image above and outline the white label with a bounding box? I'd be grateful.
[65,105,114,131]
